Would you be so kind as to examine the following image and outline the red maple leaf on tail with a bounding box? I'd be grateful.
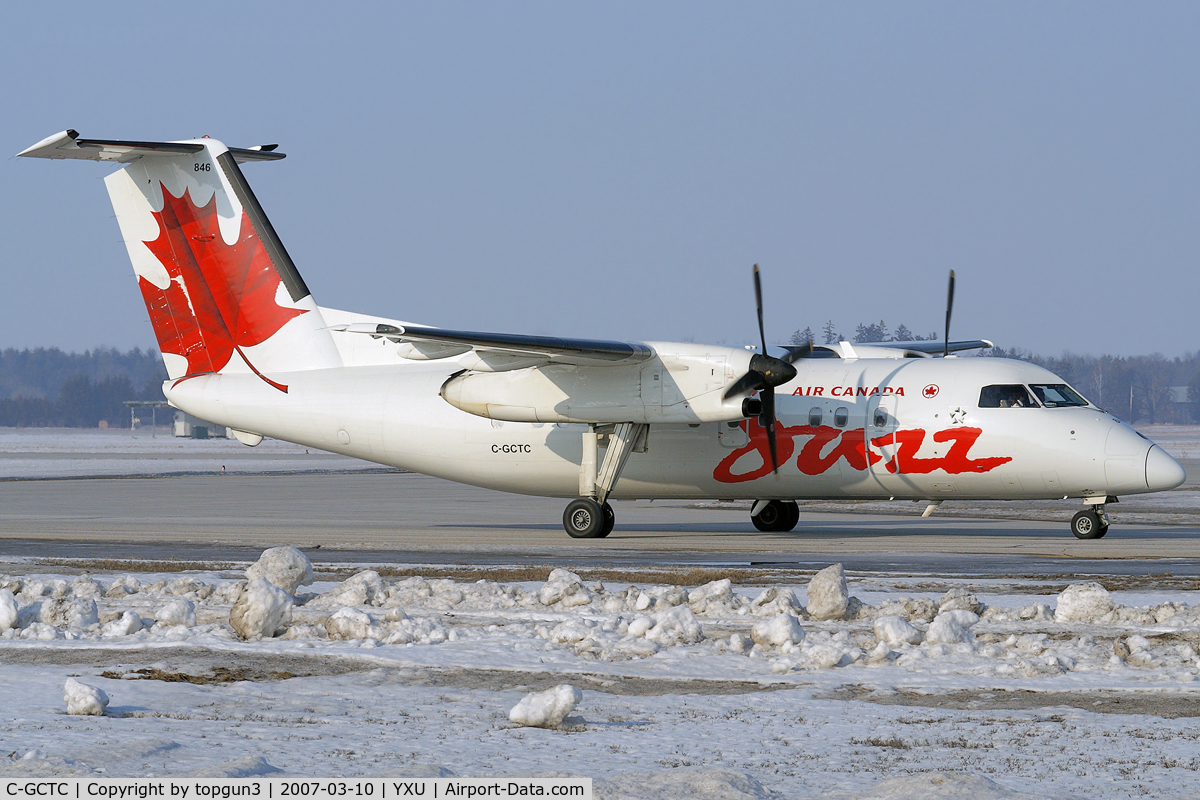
[138,184,307,391]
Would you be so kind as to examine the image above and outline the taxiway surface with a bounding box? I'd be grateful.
[2,471,1198,576]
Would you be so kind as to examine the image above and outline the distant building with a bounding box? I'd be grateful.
[173,411,231,439]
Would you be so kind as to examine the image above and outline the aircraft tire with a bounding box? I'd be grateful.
[564,498,606,539]
[1071,509,1106,540]
[598,502,616,538]
[752,500,798,533]
[783,501,800,531]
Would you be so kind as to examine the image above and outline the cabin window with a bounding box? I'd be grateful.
[809,407,823,426]
[979,384,1038,408]
[834,407,849,428]
[873,408,889,427]
[1029,384,1088,408]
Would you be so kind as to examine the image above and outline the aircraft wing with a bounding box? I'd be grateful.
[332,323,655,371]
[779,339,994,360]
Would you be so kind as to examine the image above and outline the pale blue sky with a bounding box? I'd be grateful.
[4,3,1198,357]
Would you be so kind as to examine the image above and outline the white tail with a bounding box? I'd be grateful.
[19,131,342,389]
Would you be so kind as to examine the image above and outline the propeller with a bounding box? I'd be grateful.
[943,269,955,358]
[722,264,798,474]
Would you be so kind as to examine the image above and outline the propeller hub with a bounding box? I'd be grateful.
[749,353,797,389]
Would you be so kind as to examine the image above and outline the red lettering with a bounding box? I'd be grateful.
[797,427,880,475]
[712,420,799,483]
[895,387,905,396]
[716,423,1011,483]
[813,387,824,396]
[934,427,1012,473]
[869,427,1012,475]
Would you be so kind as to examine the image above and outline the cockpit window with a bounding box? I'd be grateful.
[1029,384,1088,408]
[979,384,1038,408]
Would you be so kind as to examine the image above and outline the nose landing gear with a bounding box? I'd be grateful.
[1071,504,1110,540]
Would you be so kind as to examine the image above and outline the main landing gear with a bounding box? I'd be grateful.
[562,422,648,539]
[563,498,616,539]
[1071,503,1111,540]
[751,499,800,532]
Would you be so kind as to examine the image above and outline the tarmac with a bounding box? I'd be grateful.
[2,470,1198,577]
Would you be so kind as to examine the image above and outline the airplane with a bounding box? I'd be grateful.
[17,130,1186,541]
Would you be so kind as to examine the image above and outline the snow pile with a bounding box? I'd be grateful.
[1,589,21,631]
[321,606,448,645]
[873,615,922,648]
[750,613,805,648]
[1055,582,1116,622]
[309,570,388,609]
[508,684,582,728]
[101,611,143,638]
[31,597,98,630]
[750,586,802,617]
[324,607,376,640]
[687,579,735,615]
[939,587,983,614]
[875,595,939,623]
[806,564,851,620]
[925,610,978,646]
[539,568,592,607]
[63,678,108,716]
[646,605,705,646]
[245,546,314,595]
[156,598,197,628]
[230,578,293,639]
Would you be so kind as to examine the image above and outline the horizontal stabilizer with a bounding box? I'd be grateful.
[17,130,285,164]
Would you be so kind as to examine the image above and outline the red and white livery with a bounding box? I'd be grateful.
[19,131,1186,540]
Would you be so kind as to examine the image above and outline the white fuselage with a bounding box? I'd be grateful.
[163,350,1178,503]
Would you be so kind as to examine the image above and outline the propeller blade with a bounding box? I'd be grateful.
[760,387,780,474]
[943,269,955,358]
[781,340,815,363]
[724,370,766,400]
[753,264,767,357]
[730,265,790,475]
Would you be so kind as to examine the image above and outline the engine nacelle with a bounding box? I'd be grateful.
[440,344,757,424]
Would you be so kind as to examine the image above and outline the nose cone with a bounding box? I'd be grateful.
[1146,445,1186,491]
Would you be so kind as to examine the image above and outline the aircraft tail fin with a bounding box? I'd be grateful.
[18,130,342,387]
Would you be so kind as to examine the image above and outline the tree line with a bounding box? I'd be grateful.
[2,339,1199,428]
[791,321,1200,424]
[0,347,166,428]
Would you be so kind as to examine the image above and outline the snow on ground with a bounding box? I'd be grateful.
[0,428,380,478]
[3,556,1200,798]
[3,427,1200,797]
